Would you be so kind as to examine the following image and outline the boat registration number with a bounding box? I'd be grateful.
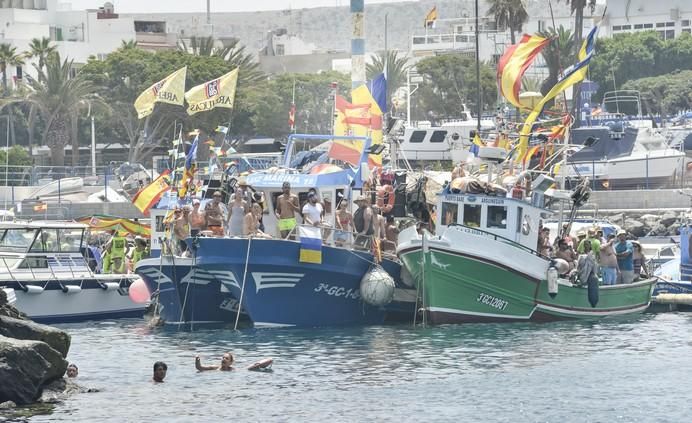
[476,293,509,311]
[314,283,360,300]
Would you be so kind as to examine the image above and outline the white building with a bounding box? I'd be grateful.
[0,1,176,87]
[601,0,691,40]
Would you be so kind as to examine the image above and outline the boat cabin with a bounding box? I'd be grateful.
[0,221,89,276]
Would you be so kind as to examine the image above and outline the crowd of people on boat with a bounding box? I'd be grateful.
[538,224,648,285]
[85,230,151,274]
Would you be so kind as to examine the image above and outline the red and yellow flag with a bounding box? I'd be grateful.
[497,34,550,110]
[132,170,171,216]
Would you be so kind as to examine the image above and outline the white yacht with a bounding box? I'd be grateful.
[0,220,143,323]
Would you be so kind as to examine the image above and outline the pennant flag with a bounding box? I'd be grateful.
[178,135,199,199]
[424,6,437,28]
[132,170,171,216]
[331,95,369,166]
[497,34,550,109]
[469,134,484,157]
[299,225,322,264]
[352,84,384,167]
[523,145,541,167]
[215,125,229,134]
[288,103,296,130]
[367,73,387,114]
[328,138,363,167]
[516,26,599,163]
[185,68,239,115]
[134,67,187,119]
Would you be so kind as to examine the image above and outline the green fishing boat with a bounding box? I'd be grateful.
[397,175,655,324]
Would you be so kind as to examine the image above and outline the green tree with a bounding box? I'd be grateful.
[178,36,264,85]
[538,26,575,98]
[26,37,57,74]
[366,50,410,113]
[486,0,529,45]
[413,54,496,120]
[120,40,139,50]
[0,145,31,167]
[622,71,692,117]
[0,43,24,95]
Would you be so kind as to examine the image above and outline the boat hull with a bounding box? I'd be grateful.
[194,238,396,328]
[1,277,143,324]
[135,257,246,326]
[399,244,655,324]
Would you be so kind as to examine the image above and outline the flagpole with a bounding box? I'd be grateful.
[292,79,297,134]
[474,0,481,135]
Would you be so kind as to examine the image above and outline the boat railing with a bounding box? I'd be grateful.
[283,223,394,257]
[446,223,545,258]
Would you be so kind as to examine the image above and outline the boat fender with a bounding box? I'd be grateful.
[552,258,570,275]
[376,184,395,214]
[587,273,599,307]
[547,262,559,298]
[23,285,44,295]
[62,285,82,295]
[247,358,273,371]
[100,282,121,291]
[360,265,395,306]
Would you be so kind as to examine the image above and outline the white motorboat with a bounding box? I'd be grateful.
[0,220,143,323]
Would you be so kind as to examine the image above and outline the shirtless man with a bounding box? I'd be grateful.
[195,352,234,371]
[384,215,399,251]
[173,208,190,255]
[371,206,386,241]
[189,198,206,237]
[244,203,271,238]
[205,191,227,237]
[275,182,300,238]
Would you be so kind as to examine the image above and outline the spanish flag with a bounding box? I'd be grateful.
[77,215,151,237]
[424,6,437,28]
[331,95,370,166]
[497,34,550,109]
[134,67,187,119]
[352,83,384,167]
[185,68,239,116]
[132,170,171,216]
[516,26,599,163]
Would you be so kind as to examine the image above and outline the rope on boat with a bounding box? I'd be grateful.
[234,236,252,330]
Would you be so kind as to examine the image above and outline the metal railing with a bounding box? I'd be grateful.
[0,165,116,187]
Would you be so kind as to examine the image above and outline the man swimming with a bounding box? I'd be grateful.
[153,361,167,383]
[195,353,234,371]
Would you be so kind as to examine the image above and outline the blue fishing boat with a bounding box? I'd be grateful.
[650,225,692,311]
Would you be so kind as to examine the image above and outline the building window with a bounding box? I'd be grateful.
[621,25,631,30]
[275,44,285,56]
[634,24,643,29]
[683,28,691,34]
[612,25,622,31]
[463,204,481,228]
[440,202,458,226]
[656,22,665,28]
[666,22,675,27]
[666,29,675,39]
[409,131,426,143]
[486,206,507,229]
[537,20,546,32]
[430,130,447,143]
[643,23,653,28]
[682,20,690,27]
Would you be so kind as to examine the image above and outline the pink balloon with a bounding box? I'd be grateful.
[128,278,151,304]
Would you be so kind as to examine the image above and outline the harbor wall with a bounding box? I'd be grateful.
[587,189,692,211]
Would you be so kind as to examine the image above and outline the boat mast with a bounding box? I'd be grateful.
[474,0,481,135]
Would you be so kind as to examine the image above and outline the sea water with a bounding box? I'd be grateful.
[13,312,692,422]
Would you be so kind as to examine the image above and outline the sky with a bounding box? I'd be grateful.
[65,0,409,14]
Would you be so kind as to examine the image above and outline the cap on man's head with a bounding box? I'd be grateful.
[617,229,627,236]
[355,195,368,203]
[238,176,248,186]
[192,198,201,205]
[282,181,291,188]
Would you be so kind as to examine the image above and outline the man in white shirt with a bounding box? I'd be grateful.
[302,192,324,227]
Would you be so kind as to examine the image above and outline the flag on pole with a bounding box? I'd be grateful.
[352,83,384,167]
[496,34,550,109]
[134,67,187,119]
[132,170,171,216]
[185,68,239,115]
[469,133,484,157]
[215,125,229,134]
[178,135,199,199]
[298,225,322,264]
[516,26,599,163]
[288,103,296,130]
[424,6,437,28]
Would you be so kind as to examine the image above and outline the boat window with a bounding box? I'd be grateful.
[30,229,60,253]
[487,206,507,229]
[463,204,481,227]
[155,215,165,232]
[409,131,426,143]
[516,207,523,233]
[18,257,48,269]
[57,229,84,252]
[0,229,37,252]
[440,202,459,226]
[429,130,447,143]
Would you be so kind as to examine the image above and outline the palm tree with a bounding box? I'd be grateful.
[486,0,529,45]
[178,36,264,84]
[538,26,575,97]
[120,39,139,50]
[0,43,25,95]
[26,37,57,74]
[2,54,104,166]
[366,50,410,112]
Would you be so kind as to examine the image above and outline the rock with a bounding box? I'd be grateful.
[647,223,669,237]
[660,212,678,227]
[0,401,16,409]
[624,218,648,238]
[38,379,99,404]
[0,316,70,357]
[639,214,660,229]
[0,289,26,320]
[0,335,68,405]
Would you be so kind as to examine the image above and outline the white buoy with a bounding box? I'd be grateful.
[100,282,120,291]
[24,285,44,295]
[547,266,559,298]
[62,285,82,295]
[360,265,395,306]
[552,258,570,275]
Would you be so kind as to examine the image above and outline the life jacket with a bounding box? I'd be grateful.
[353,206,374,235]
[102,250,112,274]
[110,236,127,259]
[132,248,144,265]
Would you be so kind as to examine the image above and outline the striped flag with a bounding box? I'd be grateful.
[132,170,171,216]
[298,225,322,264]
[496,35,550,109]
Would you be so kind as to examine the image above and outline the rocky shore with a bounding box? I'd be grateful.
[602,210,682,238]
[0,289,71,408]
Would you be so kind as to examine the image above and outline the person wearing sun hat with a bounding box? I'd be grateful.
[614,229,634,284]
[577,227,601,262]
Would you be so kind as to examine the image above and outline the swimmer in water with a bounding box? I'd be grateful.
[153,361,167,383]
[195,352,234,371]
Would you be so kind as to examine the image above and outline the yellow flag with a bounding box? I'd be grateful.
[185,68,239,116]
[134,67,187,119]
[351,85,383,167]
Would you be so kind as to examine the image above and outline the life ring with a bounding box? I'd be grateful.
[247,358,273,371]
[376,184,395,214]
